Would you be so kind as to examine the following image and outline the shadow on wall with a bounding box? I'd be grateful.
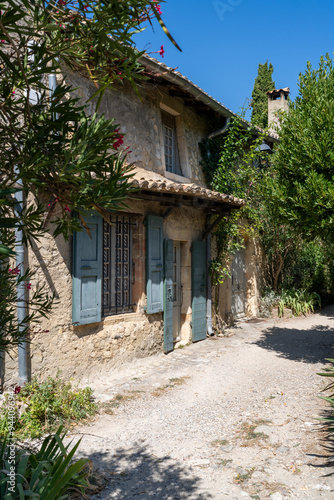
[80,443,212,499]
[253,323,334,365]
[31,238,60,298]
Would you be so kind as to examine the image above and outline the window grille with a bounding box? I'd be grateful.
[102,214,136,316]
[164,123,174,173]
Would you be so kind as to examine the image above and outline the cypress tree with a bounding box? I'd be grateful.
[251,61,275,128]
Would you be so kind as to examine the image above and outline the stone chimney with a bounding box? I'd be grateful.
[267,87,290,133]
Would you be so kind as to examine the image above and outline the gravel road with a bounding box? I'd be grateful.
[73,306,334,499]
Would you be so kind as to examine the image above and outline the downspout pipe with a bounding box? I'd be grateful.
[15,167,28,386]
[208,117,231,139]
[15,40,38,386]
[48,74,57,102]
[206,216,214,337]
[15,43,55,386]
[48,72,58,120]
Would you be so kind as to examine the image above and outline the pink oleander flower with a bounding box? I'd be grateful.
[84,5,88,11]
[65,204,71,212]
[48,195,59,208]
[159,45,164,58]
[155,4,162,15]
[59,0,66,6]
[8,267,20,276]
[14,386,21,394]
[27,283,32,290]
[113,136,124,150]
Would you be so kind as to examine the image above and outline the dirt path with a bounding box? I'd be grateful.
[74,307,334,499]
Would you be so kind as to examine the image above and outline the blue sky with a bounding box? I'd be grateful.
[134,0,334,119]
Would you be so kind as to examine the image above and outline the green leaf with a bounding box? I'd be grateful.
[150,2,182,52]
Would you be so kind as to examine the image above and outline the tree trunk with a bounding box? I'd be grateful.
[273,254,283,291]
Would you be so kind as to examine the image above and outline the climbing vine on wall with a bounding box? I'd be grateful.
[200,114,267,286]
[200,112,334,319]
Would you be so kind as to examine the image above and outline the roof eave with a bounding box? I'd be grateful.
[140,54,235,119]
[140,55,279,143]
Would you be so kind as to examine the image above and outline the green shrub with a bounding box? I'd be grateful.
[278,288,321,317]
[0,426,93,499]
[0,375,98,439]
[258,288,321,318]
[281,239,334,304]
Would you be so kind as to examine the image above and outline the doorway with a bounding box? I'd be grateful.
[172,241,181,342]
[231,249,245,320]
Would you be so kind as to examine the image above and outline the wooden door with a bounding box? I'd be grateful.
[231,250,245,319]
[164,239,174,353]
[172,241,181,342]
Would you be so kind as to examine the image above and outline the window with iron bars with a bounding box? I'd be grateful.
[102,214,137,316]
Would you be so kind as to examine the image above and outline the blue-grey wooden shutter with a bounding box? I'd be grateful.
[146,215,164,314]
[191,240,207,342]
[72,214,102,325]
[164,239,174,353]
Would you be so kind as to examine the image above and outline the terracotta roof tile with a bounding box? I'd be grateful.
[130,168,244,207]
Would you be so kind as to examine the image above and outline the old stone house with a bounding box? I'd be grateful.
[4,55,273,386]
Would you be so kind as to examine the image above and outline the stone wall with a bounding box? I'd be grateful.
[268,90,290,133]
[2,69,244,387]
[244,238,261,317]
[3,197,206,387]
[64,71,210,184]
